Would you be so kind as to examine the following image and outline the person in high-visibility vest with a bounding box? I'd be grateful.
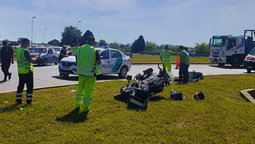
[71,43,77,56]
[160,45,173,72]
[178,45,190,84]
[16,38,39,105]
[74,36,101,112]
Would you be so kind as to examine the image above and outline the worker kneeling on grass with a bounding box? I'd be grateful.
[74,36,101,113]
[160,45,172,72]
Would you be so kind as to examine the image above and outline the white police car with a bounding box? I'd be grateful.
[59,46,131,78]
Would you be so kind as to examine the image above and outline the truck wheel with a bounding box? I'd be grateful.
[247,69,251,73]
[231,58,241,68]
[218,63,225,67]
[118,66,128,78]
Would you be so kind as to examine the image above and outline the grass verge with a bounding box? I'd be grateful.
[1,74,255,143]
[130,54,209,63]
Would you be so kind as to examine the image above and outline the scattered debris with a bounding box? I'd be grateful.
[3,101,8,104]
[70,89,76,92]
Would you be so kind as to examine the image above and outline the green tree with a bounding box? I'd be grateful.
[136,35,146,52]
[144,41,157,52]
[109,41,120,49]
[81,30,94,45]
[131,35,146,53]
[47,39,61,46]
[131,39,138,52]
[98,39,108,46]
[61,26,82,45]
[169,45,180,54]
[194,42,210,55]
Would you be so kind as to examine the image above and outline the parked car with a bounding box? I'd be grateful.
[51,47,61,55]
[59,47,131,78]
[187,50,196,56]
[243,47,255,73]
[28,47,59,66]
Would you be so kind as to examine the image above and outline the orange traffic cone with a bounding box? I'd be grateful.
[175,54,179,69]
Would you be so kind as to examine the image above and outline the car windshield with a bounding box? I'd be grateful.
[53,48,60,51]
[29,48,47,53]
[249,48,255,55]
[210,38,226,47]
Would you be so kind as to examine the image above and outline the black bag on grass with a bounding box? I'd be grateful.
[170,90,183,101]
[194,92,205,100]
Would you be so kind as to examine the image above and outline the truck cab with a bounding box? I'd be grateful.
[209,30,255,67]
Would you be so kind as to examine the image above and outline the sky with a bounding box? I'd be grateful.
[0,0,255,47]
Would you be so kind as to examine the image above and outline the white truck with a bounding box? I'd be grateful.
[209,30,255,67]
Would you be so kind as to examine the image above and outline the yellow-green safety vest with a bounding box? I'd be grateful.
[16,47,33,74]
[161,50,171,64]
[76,44,100,76]
[71,47,77,56]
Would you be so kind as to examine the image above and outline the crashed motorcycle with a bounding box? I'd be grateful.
[118,64,171,109]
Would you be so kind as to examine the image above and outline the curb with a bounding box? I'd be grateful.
[0,80,125,95]
[240,89,255,103]
[0,83,77,94]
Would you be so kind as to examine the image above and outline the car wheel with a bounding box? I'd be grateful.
[247,69,251,73]
[218,63,225,67]
[43,59,47,66]
[118,66,127,78]
[54,59,58,65]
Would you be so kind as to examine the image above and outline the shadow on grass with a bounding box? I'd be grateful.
[150,95,167,102]
[1,103,30,113]
[114,93,129,103]
[56,109,88,123]
[127,104,148,111]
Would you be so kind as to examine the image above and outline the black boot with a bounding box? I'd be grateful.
[2,75,7,82]
[16,100,23,105]
[27,100,32,105]
[8,73,12,80]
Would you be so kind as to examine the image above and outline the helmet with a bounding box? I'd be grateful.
[194,92,205,100]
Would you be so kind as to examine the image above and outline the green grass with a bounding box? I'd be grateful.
[131,54,209,63]
[1,74,255,143]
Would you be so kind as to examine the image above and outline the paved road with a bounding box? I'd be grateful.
[0,62,247,93]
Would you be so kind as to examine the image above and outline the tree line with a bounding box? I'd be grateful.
[46,26,210,55]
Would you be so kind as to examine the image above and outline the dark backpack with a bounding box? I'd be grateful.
[194,92,205,100]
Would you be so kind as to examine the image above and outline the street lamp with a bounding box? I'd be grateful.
[31,16,36,43]
[76,21,81,45]
[44,28,47,43]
